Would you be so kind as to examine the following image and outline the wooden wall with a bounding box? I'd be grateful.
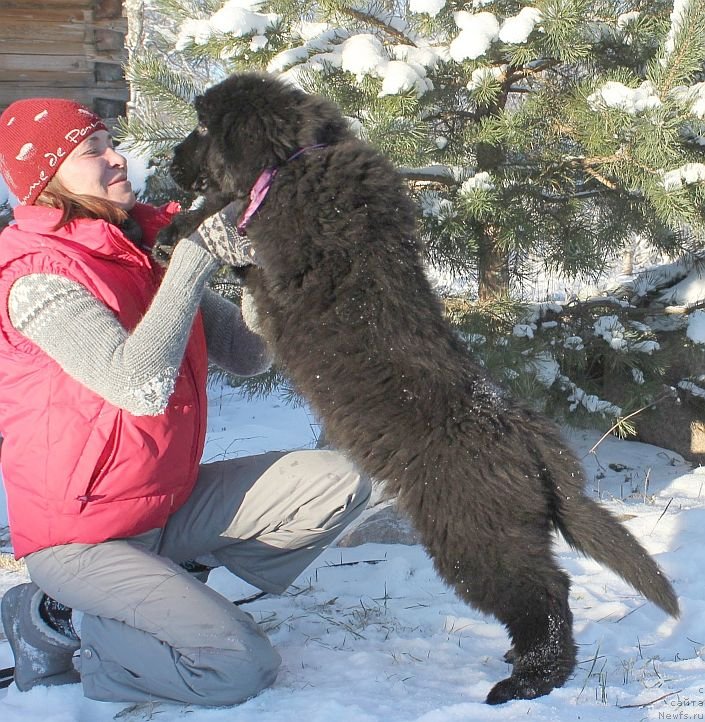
[0,0,128,118]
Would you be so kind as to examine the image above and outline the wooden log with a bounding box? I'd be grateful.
[2,1,95,9]
[0,9,126,35]
[0,8,90,25]
[94,0,124,19]
[0,39,87,55]
[0,85,128,105]
[94,28,126,52]
[0,0,128,114]
[0,54,92,76]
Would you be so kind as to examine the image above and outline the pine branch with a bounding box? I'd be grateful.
[338,5,416,46]
[126,52,205,110]
[588,390,673,453]
[399,166,458,186]
[651,0,705,95]
[116,114,195,155]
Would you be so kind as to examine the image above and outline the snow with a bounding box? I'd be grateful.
[617,11,641,29]
[418,189,455,219]
[390,45,440,73]
[459,171,495,193]
[176,18,213,48]
[378,61,432,98]
[249,35,269,51]
[564,380,622,416]
[662,162,705,190]
[210,0,275,36]
[175,0,277,50]
[122,147,153,198]
[664,0,692,57]
[564,336,585,350]
[2,381,705,720]
[678,379,705,397]
[340,34,386,82]
[657,265,705,306]
[335,36,433,98]
[587,80,662,114]
[466,64,506,91]
[529,352,560,386]
[672,81,705,120]
[281,33,436,99]
[268,46,310,73]
[687,309,705,343]
[449,12,500,62]
[592,315,660,354]
[593,315,629,351]
[409,0,446,18]
[448,7,542,62]
[498,7,542,45]
[512,322,534,338]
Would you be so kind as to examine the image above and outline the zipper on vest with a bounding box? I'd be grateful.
[185,357,202,468]
[77,415,120,510]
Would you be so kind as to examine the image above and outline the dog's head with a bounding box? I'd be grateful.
[171,72,353,198]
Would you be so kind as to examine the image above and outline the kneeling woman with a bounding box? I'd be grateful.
[0,98,369,705]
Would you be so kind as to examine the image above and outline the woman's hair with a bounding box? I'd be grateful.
[36,177,129,229]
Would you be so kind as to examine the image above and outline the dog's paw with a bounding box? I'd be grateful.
[152,240,176,265]
[155,219,188,250]
[486,673,552,704]
[486,649,575,704]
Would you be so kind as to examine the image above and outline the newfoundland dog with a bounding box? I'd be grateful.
[157,72,678,704]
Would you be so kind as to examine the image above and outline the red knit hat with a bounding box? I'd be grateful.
[0,98,107,205]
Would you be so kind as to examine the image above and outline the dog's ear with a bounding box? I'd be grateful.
[219,107,293,183]
[218,73,351,157]
[200,72,353,193]
[296,95,352,148]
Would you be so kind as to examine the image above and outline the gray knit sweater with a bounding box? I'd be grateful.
[7,238,272,416]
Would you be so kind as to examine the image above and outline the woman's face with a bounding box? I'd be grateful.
[55,130,136,210]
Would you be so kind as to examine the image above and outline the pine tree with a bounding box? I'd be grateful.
[120,0,705,436]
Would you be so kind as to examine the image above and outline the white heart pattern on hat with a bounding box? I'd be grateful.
[16,143,35,161]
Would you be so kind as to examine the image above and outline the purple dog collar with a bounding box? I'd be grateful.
[236,167,277,234]
[236,144,327,235]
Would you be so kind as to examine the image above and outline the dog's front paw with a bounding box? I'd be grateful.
[153,210,208,263]
[152,224,177,262]
[155,215,196,248]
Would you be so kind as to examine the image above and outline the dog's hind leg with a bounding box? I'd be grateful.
[443,529,577,704]
[484,569,576,704]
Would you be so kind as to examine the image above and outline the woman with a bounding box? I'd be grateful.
[0,98,369,705]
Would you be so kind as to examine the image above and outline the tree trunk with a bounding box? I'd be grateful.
[477,225,510,301]
[475,137,509,300]
[622,246,635,276]
[123,0,145,113]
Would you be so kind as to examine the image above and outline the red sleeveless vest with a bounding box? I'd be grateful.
[0,204,208,558]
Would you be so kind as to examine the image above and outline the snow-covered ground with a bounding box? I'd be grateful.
[1,382,704,722]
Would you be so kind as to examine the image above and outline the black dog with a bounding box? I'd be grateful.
[158,72,679,704]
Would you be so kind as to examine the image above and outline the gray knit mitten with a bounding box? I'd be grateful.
[188,203,257,267]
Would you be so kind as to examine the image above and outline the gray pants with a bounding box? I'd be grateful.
[25,450,369,706]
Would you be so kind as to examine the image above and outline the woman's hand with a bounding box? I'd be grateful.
[187,202,258,267]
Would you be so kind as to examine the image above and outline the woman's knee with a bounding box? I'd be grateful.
[191,636,282,705]
[80,612,282,706]
[286,449,371,506]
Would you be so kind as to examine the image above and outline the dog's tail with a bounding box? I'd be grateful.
[552,484,679,618]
